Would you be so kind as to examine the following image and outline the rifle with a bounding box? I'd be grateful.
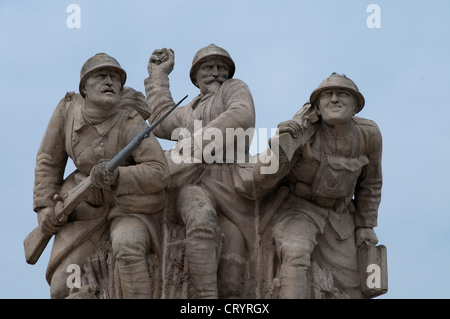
[270,102,319,161]
[24,95,188,265]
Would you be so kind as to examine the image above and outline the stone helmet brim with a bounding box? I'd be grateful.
[189,44,235,87]
[79,53,127,98]
[310,72,365,114]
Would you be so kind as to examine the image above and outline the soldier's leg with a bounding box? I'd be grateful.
[313,221,363,298]
[217,215,246,298]
[110,215,151,299]
[272,213,319,299]
[48,221,107,299]
[177,185,219,299]
[47,172,109,299]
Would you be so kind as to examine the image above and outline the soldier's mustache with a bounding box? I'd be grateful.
[101,87,116,94]
[204,77,225,85]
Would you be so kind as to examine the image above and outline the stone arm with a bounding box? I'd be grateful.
[114,112,170,197]
[33,99,69,212]
[253,104,312,199]
[144,71,186,140]
[353,121,383,229]
[207,79,254,133]
[252,149,298,199]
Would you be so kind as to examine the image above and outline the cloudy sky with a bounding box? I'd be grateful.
[1,0,449,299]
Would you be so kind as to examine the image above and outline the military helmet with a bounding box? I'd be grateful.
[79,53,127,98]
[189,44,235,87]
[310,72,365,114]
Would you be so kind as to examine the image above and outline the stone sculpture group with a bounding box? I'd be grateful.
[25,44,387,299]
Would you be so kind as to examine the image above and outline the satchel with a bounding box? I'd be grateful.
[358,243,388,298]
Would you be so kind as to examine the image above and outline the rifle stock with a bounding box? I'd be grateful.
[24,95,188,265]
[24,227,52,265]
[24,176,93,265]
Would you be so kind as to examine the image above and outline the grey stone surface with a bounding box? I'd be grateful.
[27,51,387,299]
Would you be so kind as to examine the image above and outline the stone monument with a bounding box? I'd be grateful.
[24,49,387,299]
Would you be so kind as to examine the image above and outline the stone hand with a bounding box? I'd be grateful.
[148,48,174,75]
[277,119,303,138]
[90,159,119,190]
[37,206,62,235]
[356,227,379,247]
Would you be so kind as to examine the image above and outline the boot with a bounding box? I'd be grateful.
[185,229,219,299]
[218,254,245,298]
[118,261,152,299]
[279,265,310,299]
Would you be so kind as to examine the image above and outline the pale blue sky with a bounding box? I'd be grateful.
[1,0,449,298]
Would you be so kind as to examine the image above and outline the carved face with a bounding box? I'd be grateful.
[317,89,357,125]
[196,57,229,95]
[82,68,122,110]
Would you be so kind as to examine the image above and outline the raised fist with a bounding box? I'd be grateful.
[148,48,175,75]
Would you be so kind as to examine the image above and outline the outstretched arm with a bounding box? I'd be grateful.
[144,48,184,139]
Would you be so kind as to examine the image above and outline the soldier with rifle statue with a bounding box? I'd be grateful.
[25,53,181,299]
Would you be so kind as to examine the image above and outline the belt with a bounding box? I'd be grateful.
[289,182,352,214]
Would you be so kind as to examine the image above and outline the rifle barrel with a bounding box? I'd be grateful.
[106,95,188,172]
